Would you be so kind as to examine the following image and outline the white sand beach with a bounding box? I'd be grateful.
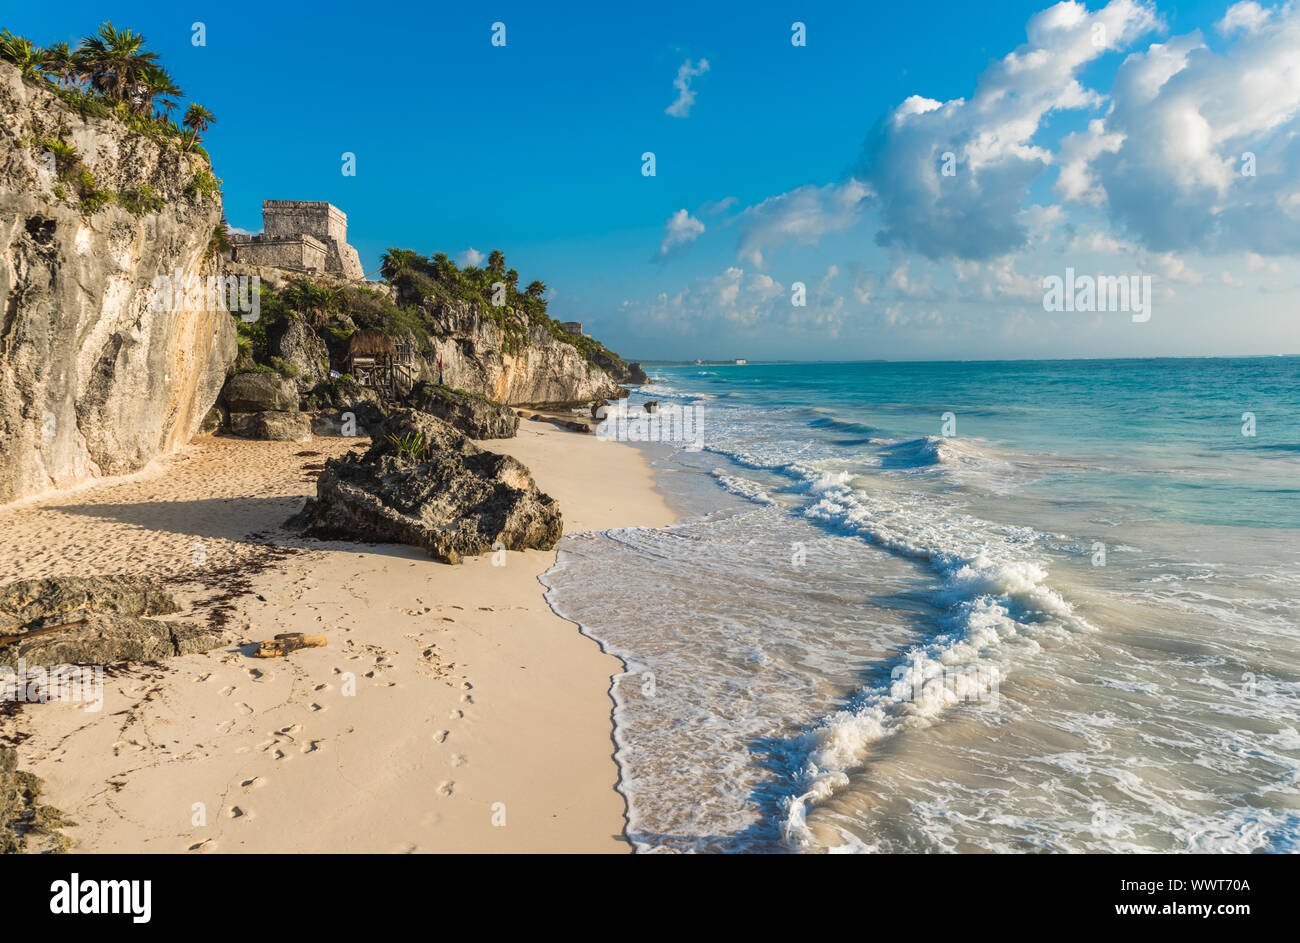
[0,421,674,853]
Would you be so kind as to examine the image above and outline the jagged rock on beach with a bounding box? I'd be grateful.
[228,410,312,442]
[220,372,300,413]
[288,408,562,564]
[0,747,75,854]
[405,381,519,439]
[0,576,222,669]
[0,575,179,635]
[302,377,387,436]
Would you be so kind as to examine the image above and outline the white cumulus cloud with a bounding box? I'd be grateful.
[666,58,710,118]
[734,179,871,268]
[857,0,1160,259]
[658,209,706,258]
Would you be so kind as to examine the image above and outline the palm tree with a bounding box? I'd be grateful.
[182,102,214,132]
[139,64,182,117]
[39,41,80,86]
[487,249,506,275]
[181,103,214,150]
[76,22,158,104]
[0,31,49,78]
[380,248,422,280]
[524,280,547,299]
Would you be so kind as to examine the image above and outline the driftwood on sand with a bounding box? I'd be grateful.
[252,633,327,658]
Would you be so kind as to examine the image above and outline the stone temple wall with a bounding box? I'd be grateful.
[262,200,348,245]
[228,232,327,272]
[225,201,363,279]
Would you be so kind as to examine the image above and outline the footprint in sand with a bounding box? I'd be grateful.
[235,701,254,715]
[228,805,251,820]
[309,702,325,712]
[241,777,264,792]
[449,754,467,767]
[215,719,235,734]
[219,685,237,697]
[246,667,271,683]
[437,781,455,797]
[188,839,216,853]
[193,672,213,683]
[259,724,313,761]
[449,710,463,720]
[433,730,449,743]
[112,739,146,755]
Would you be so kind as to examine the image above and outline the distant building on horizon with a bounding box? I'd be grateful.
[227,200,365,279]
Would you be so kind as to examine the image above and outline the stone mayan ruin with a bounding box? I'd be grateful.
[227,200,365,279]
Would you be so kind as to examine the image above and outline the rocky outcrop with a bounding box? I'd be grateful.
[0,62,236,503]
[302,376,386,436]
[418,301,625,407]
[289,408,561,563]
[406,381,518,439]
[0,575,223,669]
[591,348,647,385]
[268,315,329,390]
[218,372,312,441]
[0,574,178,632]
[220,372,298,412]
[0,746,73,854]
[229,410,311,442]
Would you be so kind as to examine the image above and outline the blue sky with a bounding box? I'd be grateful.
[12,0,1300,361]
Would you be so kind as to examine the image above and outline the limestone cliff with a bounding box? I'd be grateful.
[419,300,626,407]
[0,62,235,503]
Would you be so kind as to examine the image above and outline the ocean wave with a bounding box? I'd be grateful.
[876,435,1004,472]
[778,465,1091,851]
[806,415,879,437]
[710,469,776,505]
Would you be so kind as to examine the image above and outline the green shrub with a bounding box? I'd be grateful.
[117,183,164,214]
[268,356,300,379]
[185,169,220,198]
[38,137,78,178]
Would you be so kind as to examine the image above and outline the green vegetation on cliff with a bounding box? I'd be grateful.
[0,22,217,158]
[378,247,627,365]
[234,247,635,389]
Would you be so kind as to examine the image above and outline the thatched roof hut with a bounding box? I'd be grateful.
[346,330,397,360]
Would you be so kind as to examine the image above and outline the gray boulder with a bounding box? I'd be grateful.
[302,377,387,437]
[406,381,519,439]
[268,316,329,390]
[228,410,312,442]
[289,408,561,564]
[221,372,299,413]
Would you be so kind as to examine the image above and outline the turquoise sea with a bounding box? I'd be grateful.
[544,357,1300,853]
